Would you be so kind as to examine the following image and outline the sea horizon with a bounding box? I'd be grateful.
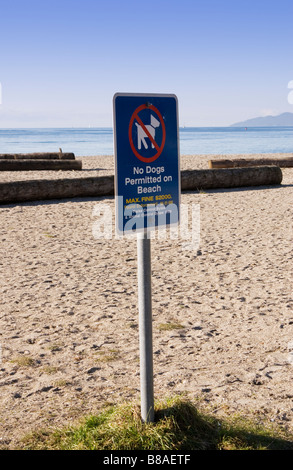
[0,126,292,156]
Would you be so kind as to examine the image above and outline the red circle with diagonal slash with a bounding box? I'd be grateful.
[128,104,166,163]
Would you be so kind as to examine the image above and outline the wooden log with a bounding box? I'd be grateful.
[0,154,13,159]
[181,166,282,191]
[0,152,75,160]
[0,159,82,171]
[208,158,293,169]
[0,166,282,204]
[0,176,115,204]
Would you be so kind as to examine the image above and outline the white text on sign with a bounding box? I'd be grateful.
[125,165,173,194]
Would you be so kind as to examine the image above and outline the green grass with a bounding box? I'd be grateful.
[157,322,185,331]
[10,356,36,368]
[21,396,293,450]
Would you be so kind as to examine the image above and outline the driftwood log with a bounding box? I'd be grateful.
[181,166,282,190]
[0,176,114,204]
[0,166,282,204]
[208,158,293,169]
[0,159,82,171]
[0,152,75,160]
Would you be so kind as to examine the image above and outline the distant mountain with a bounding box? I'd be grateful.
[230,112,293,127]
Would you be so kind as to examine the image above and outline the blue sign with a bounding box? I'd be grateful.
[113,93,180,234]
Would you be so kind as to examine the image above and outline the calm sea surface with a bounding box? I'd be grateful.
[0,127,292,156]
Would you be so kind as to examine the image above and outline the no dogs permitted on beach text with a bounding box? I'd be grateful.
[114,93,180,234]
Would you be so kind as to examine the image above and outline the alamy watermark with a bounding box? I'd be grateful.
[92,200,200,251]
[288,80,293,105]
[0,82,2,105]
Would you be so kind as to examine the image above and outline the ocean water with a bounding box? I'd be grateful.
[0,127,292,156]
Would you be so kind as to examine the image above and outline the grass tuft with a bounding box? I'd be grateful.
[21,396,293,450]
[157,323,185,331]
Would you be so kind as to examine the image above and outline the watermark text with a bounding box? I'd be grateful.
[92,200,200,251]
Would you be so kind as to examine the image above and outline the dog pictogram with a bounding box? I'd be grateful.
[135,114,161,150]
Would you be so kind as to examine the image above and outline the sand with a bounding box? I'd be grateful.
[0,154,292,449]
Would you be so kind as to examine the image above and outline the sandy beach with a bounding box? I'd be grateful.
[0,153,292,449]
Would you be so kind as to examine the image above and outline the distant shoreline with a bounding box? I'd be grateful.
[230,111,293,127]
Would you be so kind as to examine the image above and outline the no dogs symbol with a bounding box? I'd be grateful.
[128,104,166,163]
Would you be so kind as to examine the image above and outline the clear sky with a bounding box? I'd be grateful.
[0,0,292,127]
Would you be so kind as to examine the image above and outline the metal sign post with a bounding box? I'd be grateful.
[113,93,180,423]
[137,231,154,422]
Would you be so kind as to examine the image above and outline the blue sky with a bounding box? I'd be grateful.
[0,0,292,127]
